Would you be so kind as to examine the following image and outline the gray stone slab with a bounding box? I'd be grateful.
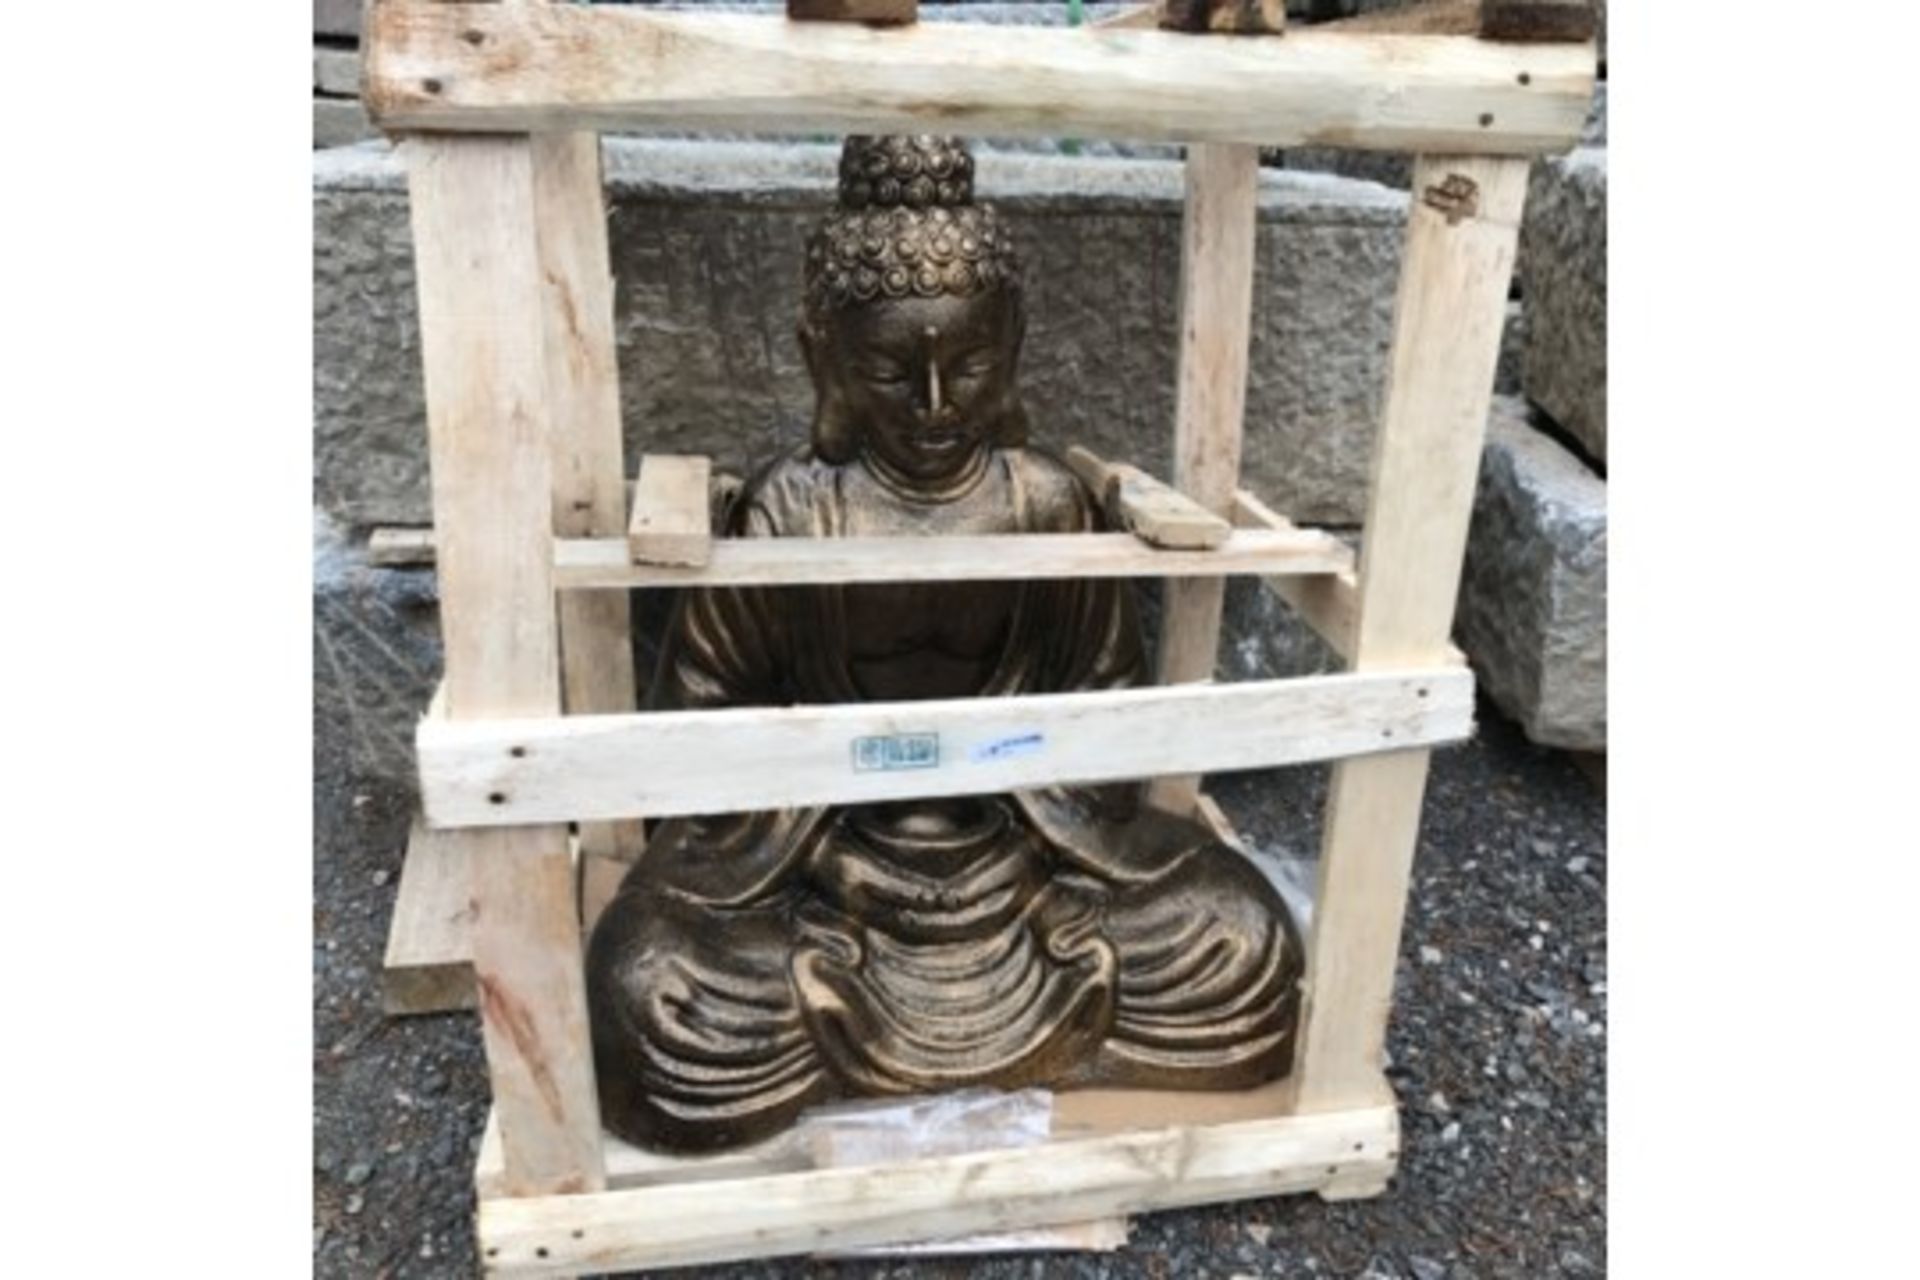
[314,46,360,98]
[313,98,375,150]
[1520,147,1607,463]
[314,0,361,40]
[1455,398,1606,751]
[315,138,1408,527]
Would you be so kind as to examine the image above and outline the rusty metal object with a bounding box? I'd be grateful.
[585,137,1303,1155]
[1160,0,1287,35]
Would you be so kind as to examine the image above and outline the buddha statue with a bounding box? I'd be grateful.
[587,136,1303,1154]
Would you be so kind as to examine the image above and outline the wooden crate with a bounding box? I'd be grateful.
[359,2,1595,1273]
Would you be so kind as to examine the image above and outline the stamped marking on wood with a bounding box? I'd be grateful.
[852,732,940,772]
[1422,173,1481,225]
[969,731,1046,764]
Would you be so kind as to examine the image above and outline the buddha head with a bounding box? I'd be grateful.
[800,136,1030,491]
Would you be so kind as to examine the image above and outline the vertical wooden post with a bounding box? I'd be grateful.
[1151,142,1261,812]
[1290,155,1530,1137]
[408,135,606,1196]
[531,129,644,869]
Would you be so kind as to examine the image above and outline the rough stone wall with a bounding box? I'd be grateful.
[1520,147,1608,463]
[315,139,1407,528]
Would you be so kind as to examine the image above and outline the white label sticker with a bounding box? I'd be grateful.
[969,731,1046,764]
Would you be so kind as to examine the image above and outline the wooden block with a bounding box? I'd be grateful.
[368,526,435,566]
[417,667,1473,829]
[407,133,604,1196]
[558,527,1349,591]
[1063,447,1231,551]
[314,45,361,97]
[1161,0,1286,36]
[1288,154,1531,1117]
[1482,0,1596,43]
[628,455,712,567]
[382,819,476,1015]
[787,0,918,25]
[363,7,1596,154]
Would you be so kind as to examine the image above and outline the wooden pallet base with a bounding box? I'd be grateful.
[474,1087,1398,1277]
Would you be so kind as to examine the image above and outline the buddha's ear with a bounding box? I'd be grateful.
[799,314,858,463]
[989,298,1030,447]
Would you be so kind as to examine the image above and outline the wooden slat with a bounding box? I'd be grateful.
[1064,446,1230,551]
[1152,142,1260,813]
[382,819,476,1015]
[1288,153,1530,1117]
[1231,490,1362,661]
[476,1105,1397,1275]
[530,128,645,866]
[556,527,1347,590]
[417,667,1473,828]
[407,133,605,1196]
[627,454,713,567]
[364,7,1595,153]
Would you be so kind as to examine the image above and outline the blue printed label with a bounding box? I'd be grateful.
[852,732,940,772]
[969,731,1046,764]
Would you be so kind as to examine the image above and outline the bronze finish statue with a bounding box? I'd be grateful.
[587,136,1303,1154]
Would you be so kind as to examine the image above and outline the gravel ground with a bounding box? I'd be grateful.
[314,686,1605,1279]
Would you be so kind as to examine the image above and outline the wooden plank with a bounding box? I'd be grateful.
[363,7,1595,153]
[476,1105,1398,1275]
[1232,490,1362,661]
[382,819,476,1015]
[407,134,604,1196]
[1152,142,1260,813]
[1288,153,1530,1117]
[417,666,1472,828]
[368,526,436,566]
[627,454,713,567]
[557,526,1350,590]
[530,128,645,867]
[1064,446,1230,551]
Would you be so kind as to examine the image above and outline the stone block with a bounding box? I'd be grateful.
[314,138,1408,528]
[313,97,374,149]
[314,46,360,97]
[1455,398,1606,751]
[314,0,361,41]
[1520,147,1607,463]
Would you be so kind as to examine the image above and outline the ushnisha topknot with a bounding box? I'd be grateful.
[805,135,1021,315]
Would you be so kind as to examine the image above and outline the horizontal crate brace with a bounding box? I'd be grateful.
[476,1101,1398,1276]
[418,666,1472,828]
[365,6,1593,153]
[555,526,1353,590]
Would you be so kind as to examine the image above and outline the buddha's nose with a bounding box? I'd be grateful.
[922,359,944,417]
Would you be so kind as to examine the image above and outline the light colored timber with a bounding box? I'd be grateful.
[475,1104,1397,1276]
[368,526,436,566]
[1064,446,1230,551]
[1152,142,1260,813]
[416,667,1472,828]
[407,133,604,1196]
[363,7,1594,153]
[556,526,1348,590]
[382,819,476,1015]
[532,126,645,866]
[627,454,713,567]
[1289,154,1530,1117]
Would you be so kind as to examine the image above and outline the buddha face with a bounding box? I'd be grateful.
[803,289,1023,488]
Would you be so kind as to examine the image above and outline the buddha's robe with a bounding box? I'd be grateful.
[587,446,1303,1153]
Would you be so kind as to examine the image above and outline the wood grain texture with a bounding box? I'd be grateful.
[417,667,1472,828]
[363,7,1594,153]
[407,134,605,1196]
[1288,154,1529,1115]
[556,527,1351,589]
[382,819,476,1015]
[529,128,644,865]
[1153,143,1260,812]
[476,1105,1397,1274]
[1064,446,1231,551]
[627,454,712,567]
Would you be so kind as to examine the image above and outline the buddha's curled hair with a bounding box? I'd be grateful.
[803,136,1021,319]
